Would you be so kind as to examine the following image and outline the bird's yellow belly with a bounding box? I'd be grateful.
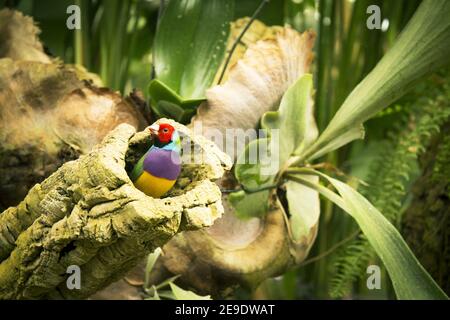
[134,171,176,198]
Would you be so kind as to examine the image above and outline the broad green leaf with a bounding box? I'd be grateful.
[307,124,365,161]
[231,137,274,219]
[232,74,319,218]
[301,0,450,161]
[260,76,321,238]
[153,0,233,99]
[169,283,211,300]
[153,0,201,91]
[289,170,448,300]
[148,79,204,108]
[228,190,270,219]
[329,179,447,300]
[155,275,181,291]
[285,175,320,242]
[151,289,161,300]
[148,79,204,123]
[261,74,318,158]
[157,290,177,300]
[179,0,233,98]
[144,285,161,300]
[235,74,317,186]
[145,275,181,300]
[144,247,162,289]
[234,138,276,190]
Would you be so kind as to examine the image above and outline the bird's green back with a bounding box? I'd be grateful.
[129,150,149,181]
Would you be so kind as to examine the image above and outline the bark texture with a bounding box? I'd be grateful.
[0,119,231,299]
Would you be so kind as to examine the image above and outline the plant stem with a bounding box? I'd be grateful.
[217,0,270,85]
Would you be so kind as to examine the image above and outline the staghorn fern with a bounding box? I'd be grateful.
[329,71,450,298]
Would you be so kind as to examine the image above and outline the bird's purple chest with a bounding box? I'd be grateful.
[143,148,181,180]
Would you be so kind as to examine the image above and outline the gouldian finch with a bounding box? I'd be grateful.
[130,123,182,198]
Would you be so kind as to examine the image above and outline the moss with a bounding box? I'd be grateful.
[402,123,450,295]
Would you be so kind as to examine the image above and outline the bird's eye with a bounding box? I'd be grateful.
[163,128,169,133]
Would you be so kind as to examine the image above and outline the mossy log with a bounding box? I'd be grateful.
[0,119,231,299]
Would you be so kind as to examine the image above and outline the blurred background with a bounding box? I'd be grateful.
[1,0,447,300]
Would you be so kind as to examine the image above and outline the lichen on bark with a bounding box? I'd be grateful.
[0,120,231,299]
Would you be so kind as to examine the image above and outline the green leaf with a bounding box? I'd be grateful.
[307,125,365,161]
[148,79,204,123]
[169,283,211,300]
[232,74,318,218]
[234,138,276,190]
[144,247,162,289]
[285,175,320,242]
[301,0,450,162]
[261,74,318,160]
[155,275,181,291]
[230,137,274,219]
[144,285,161,300]
[179,1,233,98]
[288,170,448,300]
[153,0,234,99]
[228,190,270,219]
[157,290,177,300]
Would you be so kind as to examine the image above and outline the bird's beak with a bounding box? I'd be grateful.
[148,124,159,136]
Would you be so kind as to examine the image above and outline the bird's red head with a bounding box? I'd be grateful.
[149,123,175,144]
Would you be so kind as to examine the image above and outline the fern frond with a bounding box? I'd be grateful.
[432,132,450,190]
[329,236,373,298]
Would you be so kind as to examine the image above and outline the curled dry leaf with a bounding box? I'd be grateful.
[0,10,146,209]
[0,8,51,63]
[0,59,147,209]
[213,18,284,84]
[148,23,318,296]
[53,85,146,152]
[0,8,104,86]
[193,26,315,140]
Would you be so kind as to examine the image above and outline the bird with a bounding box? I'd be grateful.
[129,123,182,198]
